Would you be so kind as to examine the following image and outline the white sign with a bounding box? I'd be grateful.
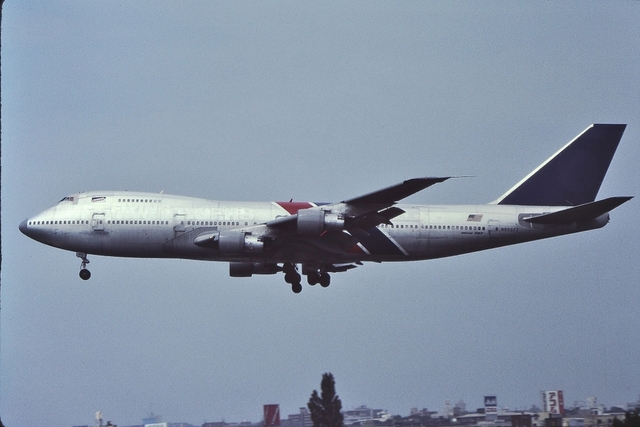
[542,390,564,414]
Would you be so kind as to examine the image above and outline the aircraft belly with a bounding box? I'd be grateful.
[65,231,166,258]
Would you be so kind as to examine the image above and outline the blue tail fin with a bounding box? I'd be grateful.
[493,124,626,206]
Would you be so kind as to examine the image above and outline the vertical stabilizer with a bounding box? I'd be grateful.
[493,124,626,206]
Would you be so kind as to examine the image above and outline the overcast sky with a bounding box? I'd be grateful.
[2,2,639,427]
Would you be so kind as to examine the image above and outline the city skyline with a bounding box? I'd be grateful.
[85,391,640,427]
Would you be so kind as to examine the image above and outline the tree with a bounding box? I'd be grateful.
[613,410,640,427]
[308,373,344,427]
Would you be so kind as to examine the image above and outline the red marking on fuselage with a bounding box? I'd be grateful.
[347,243,368,255]
[275,202,314,215]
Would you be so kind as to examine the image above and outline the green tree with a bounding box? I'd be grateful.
[613,410,640,427]
[308,373,344,427]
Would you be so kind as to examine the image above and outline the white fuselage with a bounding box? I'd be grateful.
[20,190,609,265]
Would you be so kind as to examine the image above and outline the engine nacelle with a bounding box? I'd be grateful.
[297,208,345,234]
[218,232,264,254]
[229,262,279,277]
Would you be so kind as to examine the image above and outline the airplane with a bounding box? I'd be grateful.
[19,124,632,293]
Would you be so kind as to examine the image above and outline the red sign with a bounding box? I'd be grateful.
[264,404,281,427]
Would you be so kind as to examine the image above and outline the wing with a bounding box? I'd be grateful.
[342,177,450,212]
[194,177,450,265]
[266,177,450,232]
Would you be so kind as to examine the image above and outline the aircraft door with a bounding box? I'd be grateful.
[173,214,187,234]
[92,213,106,231]
[487,220,500,239]
[417,207,430,253]
[419,208,430,238]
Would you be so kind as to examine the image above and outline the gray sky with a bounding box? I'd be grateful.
[2,2,639,426]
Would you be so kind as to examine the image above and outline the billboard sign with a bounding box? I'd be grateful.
[542,391,565,415]
[485,396,498,420]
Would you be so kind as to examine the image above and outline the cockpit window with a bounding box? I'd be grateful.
[58,196,75,203]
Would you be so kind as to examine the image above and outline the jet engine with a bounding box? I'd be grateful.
[297,208,344,234]
[218,232,264,254]
[229,262,279,277]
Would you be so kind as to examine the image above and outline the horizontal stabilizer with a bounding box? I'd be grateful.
[523,196,633,224]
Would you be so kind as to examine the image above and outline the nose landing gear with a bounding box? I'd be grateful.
[76,252,91,280]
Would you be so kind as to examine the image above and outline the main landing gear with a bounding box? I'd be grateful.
[306,270,331,288]
[283,263,331,293]
[283,263,302,294]
[76,252,91,280]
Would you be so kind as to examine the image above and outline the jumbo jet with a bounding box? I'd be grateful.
[20,124,632,293]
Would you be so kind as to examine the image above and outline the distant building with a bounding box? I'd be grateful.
[626,396,640,411]
[582,412,627,427]
[343,405,388,425]
[143,414,161,426]
[281,408,312,427]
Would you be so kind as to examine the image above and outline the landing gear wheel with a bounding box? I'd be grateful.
[285,271,301,284]
[307,272,320,286]
[79,268,91,280]
[76,252,91,280]
[320,272,331,288]
[283,263,302,293]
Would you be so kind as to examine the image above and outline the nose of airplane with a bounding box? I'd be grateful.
[19,219,29,235]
